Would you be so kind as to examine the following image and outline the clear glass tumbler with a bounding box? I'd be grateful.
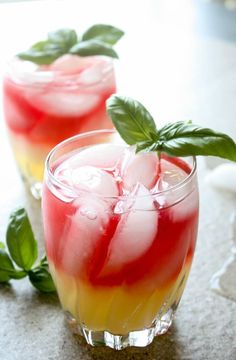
[3,56,116,198]
[42,130,199,350]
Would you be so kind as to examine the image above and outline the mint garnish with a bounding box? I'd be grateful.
[107,95,236,162]
[0,208,56,293]
[17,24,124,65]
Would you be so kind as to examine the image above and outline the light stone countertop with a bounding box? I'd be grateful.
[0,1,236,359]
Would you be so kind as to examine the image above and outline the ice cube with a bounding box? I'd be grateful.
[50,54,94,74]
[157,159,188,188]
[122,150,159,191]
[57,165,119,197]
[205,163,236,193]
[72,166,119,197]
[58,144,126,171]
[61,195,110,275]
[79,59,105,85]
[26,88,100,117]
[101,184,158,273]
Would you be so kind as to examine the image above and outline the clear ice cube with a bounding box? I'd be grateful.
[122,149,159,191]
[103,184,158,271]
[56,144,125,171]
[26,88,100,117]
[61,195,111,275]
[57,165,119,197]
[50,54,94,74]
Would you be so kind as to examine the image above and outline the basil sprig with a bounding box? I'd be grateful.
[107,95,236,162]
[17,24,124,65]
[0,208,56,293]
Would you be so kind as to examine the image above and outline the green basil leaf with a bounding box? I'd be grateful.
[158,121,236,161]
[10,270,27,280]
[0,242,5,249]
[39,254,47,266]
[29,268,56,293]
[18,29,77,65]
[0,271,10,283]
[18,40,64,65]
[48,28,78,49]
[106,95,159,145]
[0,249,26,282]
[18,24,123,65]
[0,249,14,282]
[6,208,38,271]
[70,39,118,58]
[82,24,124,45]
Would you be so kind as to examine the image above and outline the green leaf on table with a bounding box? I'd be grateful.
[0,249,26,282]
[82,24,124,45]
[106,95,236,162]
[106,95,159,145]
[0,249,15,282]
[6,208,38,271]
[29,267,56,293]
[70,39,118,58]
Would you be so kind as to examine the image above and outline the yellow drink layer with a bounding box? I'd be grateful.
[9,132,50,183]
[49,261,192,335]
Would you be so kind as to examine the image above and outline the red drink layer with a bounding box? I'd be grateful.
[3,55,116,189]
[42,142,199,337]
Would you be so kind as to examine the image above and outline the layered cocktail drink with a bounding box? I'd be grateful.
[42,129,199,349]
[3,55,116,197]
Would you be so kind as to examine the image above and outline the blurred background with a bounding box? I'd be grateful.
[0,0,236,135]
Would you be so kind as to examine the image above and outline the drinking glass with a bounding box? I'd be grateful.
[3,56,116,198]
[42,129,199,350]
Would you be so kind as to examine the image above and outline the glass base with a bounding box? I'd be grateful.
[65,308,174,350]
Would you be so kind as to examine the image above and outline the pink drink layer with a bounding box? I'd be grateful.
[3,55,116,183]
[42,144,199,334]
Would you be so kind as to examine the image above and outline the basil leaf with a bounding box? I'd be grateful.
[0,271,10,283]
[106,95,159,145]
[17,24,123,65]
[29,268,56,293]
[0,249,15,282]
[6,208,38,271]
[158,121,236,161]
[48,28,78,49]
[39,254,47,266]
[0,249,26,282]
[0,242,5,249]
[18,29,77,65]
[18,40,64,65]
[10,270,27,280]
[70,39,118,58]
[82,24,124,45]
[106,95,236,161]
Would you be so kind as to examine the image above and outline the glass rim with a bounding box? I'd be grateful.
[5,56,114,89]
[45,129,197,200]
